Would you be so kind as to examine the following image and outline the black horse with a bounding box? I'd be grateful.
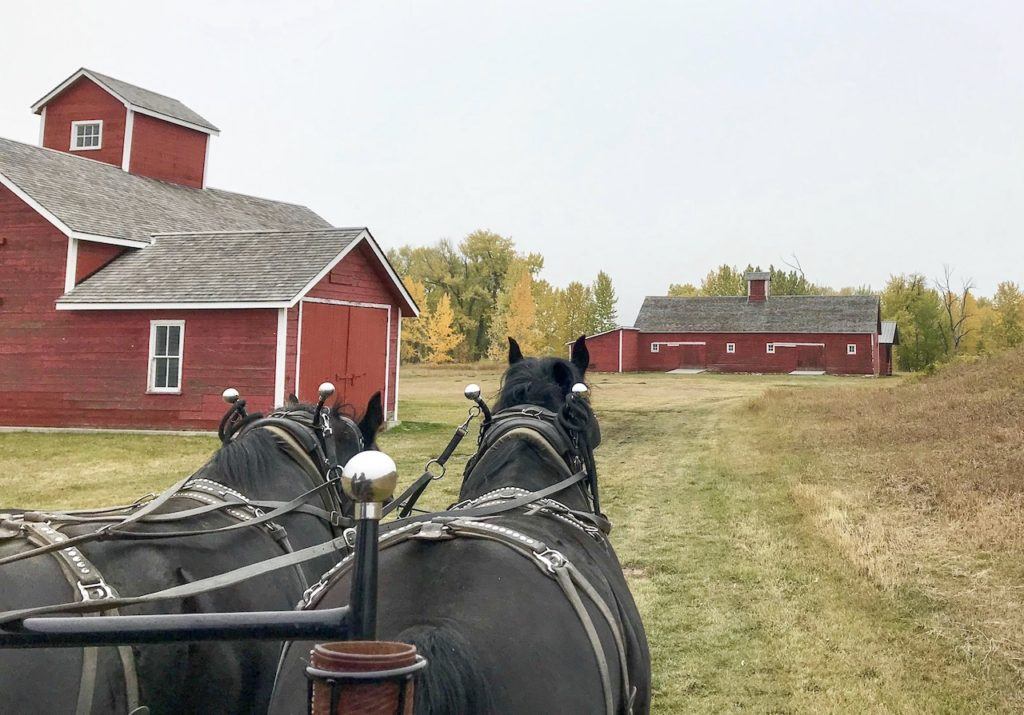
[0,392,384,714]
[270,338,651,714]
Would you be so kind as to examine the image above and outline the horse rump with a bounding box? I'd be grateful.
[399,625,492,714]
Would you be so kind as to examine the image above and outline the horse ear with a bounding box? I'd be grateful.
[286,393,299,405]
[508,337,524,365]
[552,361,575,391]
[358,391,385,447]
[571,335,589,373]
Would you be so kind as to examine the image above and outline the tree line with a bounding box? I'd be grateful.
[674,263,1024,372]
[390,233,1022,372]
[388,230,618,363]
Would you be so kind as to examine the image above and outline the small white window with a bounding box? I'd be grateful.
[148,321,184,393]
[766,343,775,354]
[847,343,857,355]
[650,343,660,353]
[70,120,103,151]
[726,342,736,354]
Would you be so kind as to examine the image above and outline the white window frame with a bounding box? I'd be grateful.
[650,343,660,353]
[148,320,185,394]
[847,343,857,355]
[766,343,775,354]
[726,342,736,354]
[70,120,103,151]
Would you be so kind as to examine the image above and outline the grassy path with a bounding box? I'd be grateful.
[0,366,1015,711]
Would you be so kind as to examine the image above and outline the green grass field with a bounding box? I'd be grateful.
[1,365,1019,712]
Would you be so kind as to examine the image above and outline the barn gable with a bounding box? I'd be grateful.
[0,71,417,430]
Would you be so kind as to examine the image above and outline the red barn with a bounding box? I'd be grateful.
[584,272,895,376]
[0,68,417,430]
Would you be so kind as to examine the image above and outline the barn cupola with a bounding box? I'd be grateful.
[31,68,219,189]
[745,271,770,303]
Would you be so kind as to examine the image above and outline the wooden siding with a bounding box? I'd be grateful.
[284,242,404,419]
[0,185,277,429]
[637,332,876,374]
[583,330,622,372]
[128,112,207,188]
[41,77,126,167]
[75,241,125,283]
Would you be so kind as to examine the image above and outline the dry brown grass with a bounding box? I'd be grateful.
[756,349,1024,687]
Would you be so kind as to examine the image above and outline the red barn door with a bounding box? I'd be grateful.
[795,345,825,370]
[677,344,706,369]
[298,302,388,411]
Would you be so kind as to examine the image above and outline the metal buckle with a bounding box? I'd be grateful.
[77,579,114,601]
[342,527,357,548]
[412,522,450,541]
[536,548,568,573]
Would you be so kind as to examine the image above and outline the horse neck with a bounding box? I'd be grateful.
[460,438,591,511]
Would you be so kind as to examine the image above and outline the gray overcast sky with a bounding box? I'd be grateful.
[2,1,1022,321]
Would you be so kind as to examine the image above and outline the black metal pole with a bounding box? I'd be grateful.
[0,606,351,648]
[348,514,379,640]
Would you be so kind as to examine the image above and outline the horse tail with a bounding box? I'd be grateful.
[398,625,492,714]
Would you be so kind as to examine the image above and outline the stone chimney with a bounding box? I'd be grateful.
[745,271,770,303]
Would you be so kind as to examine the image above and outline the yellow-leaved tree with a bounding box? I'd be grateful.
[425,293,461,363]
[401,279,429,362]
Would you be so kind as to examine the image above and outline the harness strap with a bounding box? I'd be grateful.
[0,534,352,624]
[554,565,613,715]
[15,521,142,714]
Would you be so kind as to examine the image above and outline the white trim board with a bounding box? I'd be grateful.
[56,301,288,311]
[770,342,826,348]
[64,238,78,293]
[0,425,216,437]
[274,308,287,407]
[122,109,134,170]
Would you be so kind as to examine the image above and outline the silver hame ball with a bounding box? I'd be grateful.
[341,451,399,504]
[570,383,590,400]
[222,388,240,404]
[464,383,482,401]
[318,382,336,400]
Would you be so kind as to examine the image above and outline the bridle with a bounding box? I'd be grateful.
[463,394,604,517]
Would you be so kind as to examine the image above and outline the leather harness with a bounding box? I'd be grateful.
[0,411,359,715]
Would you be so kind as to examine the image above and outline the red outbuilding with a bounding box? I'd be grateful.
[583,272,897,376]
[0,68,418,430]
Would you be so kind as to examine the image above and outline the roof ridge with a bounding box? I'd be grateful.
[84,68,185,106]
[150,227,365,237]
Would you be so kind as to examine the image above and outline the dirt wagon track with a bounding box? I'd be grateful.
[1,366,1018,712]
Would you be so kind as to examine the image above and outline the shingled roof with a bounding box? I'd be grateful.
[635,295,880,334]
[57,229,365,305]
[0,137,329,245]
[32,68,219,133]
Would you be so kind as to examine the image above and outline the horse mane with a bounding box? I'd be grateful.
[204,426,293,495]
[495,357,583,413]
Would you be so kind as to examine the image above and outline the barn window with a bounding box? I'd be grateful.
[70,120,103,151]
[766,343,775,354]
[148,321,184,393]
[651,343,660,353]
[726,342,736,354]
[847,343,857,355]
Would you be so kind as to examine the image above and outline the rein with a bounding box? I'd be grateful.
[0,410,358,568]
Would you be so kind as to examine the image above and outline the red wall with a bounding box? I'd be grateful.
[41,77,126,167]
[284,242,406,420]
[636,332,876,374]
[75,241,125,283]
[0,186,277,430]
[584,331,622,372]
[128,112,208,188]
